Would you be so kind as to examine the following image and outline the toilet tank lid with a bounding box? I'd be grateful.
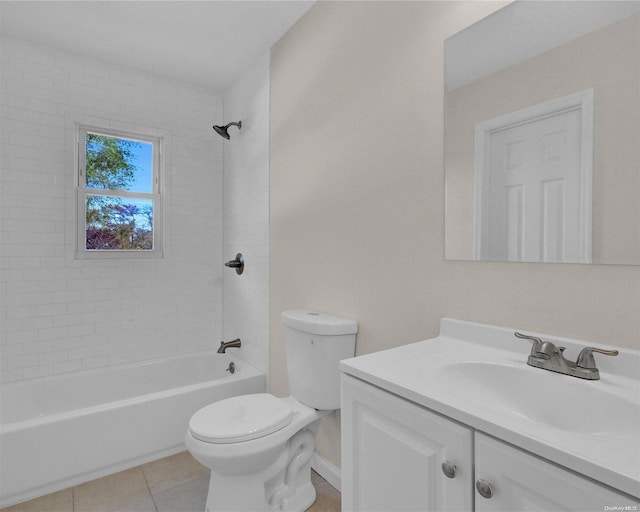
[281,309,358,335]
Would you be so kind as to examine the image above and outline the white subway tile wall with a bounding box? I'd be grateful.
[222,53,270,375]
[1,37,225,383]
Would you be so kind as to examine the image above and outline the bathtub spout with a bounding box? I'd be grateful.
[217,338,241,353]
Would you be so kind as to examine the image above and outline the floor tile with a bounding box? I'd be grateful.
[142,451,209,495]
[308,471,341,512]
[73,467,150,512]
[0,454,341,512]
[152,474,209,512]
[0,489,73,512]
[113,495,157,512]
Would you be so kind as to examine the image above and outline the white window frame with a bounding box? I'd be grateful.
[76,125,163,259]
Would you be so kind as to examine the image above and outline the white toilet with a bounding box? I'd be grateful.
[185,309,358,512]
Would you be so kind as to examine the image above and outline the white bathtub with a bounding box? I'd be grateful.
[0,351,265,508]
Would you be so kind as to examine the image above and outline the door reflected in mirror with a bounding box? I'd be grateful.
[444,1,640,265]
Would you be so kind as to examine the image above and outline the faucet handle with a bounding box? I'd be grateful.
[576,347,619,369]
[514,332,544,355]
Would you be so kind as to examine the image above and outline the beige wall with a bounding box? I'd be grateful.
[446,13,640,264]
[270,1,640,468]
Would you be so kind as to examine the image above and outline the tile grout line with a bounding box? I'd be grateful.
[140,467,159,512]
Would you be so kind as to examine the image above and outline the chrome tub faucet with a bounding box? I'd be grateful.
[217,338,241,354]
[515,332,618,380]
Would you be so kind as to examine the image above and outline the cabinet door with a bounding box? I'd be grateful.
[341,375,473,512]
[475,433,640,511]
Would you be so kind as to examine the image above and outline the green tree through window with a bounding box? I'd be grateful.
[79,129,159,254]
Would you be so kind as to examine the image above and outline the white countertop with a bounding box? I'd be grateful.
[339,318,640,498]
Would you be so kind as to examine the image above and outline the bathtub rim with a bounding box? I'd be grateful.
[0,349,260,427]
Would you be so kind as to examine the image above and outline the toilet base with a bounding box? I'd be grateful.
[204,468,316,512]
[204,424,321,512]
[278,480,316,512]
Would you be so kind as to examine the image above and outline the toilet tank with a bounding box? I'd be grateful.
[281,309,358,410]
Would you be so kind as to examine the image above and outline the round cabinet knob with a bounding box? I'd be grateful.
[475,479,493,499]
[441,461,457,479]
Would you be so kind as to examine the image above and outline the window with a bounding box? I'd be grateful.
[77,126,162,258]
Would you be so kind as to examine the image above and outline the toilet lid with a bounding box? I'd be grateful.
[189,393,294,444]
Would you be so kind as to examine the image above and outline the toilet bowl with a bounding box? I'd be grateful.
[186,310,358,512]
[186,395,329,511]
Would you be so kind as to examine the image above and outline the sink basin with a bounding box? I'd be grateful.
[437,361,639,438]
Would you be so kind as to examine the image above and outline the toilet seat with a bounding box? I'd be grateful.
[189,394,294,444]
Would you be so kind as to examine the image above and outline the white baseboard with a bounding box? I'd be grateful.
[311,452,341,493]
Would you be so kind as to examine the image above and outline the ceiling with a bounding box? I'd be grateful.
[0,1,314,93]
[446,0,640,90]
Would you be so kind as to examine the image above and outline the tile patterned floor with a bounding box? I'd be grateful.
[1,451,341,512]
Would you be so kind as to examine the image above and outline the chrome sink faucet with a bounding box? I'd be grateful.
[515,332,618,380]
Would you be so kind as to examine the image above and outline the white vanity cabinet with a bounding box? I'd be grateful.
[341,375,474,511]
[342,374,639,512]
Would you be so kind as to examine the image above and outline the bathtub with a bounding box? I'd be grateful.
[0,351,265,508]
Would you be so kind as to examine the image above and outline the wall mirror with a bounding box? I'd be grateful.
[444,1,639,264]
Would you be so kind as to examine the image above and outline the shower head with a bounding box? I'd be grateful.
[212,121,242,140]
